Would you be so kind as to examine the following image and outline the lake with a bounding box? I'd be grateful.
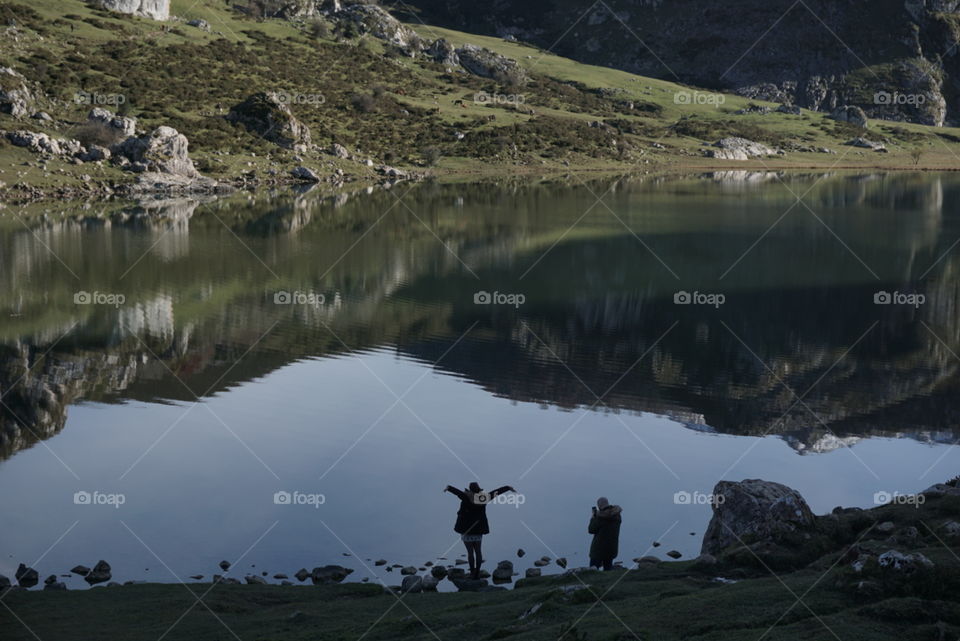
[1,171,958,588]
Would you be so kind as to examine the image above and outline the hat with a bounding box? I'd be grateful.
[597,497,609,509]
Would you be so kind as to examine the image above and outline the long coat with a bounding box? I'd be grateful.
[446,486,512,535]
[588,505,622,560]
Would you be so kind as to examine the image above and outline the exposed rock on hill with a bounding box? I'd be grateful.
[227,92,312,151]
[98,0,170,21]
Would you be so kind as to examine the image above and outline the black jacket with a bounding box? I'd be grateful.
[446,486,512,535]
[588,505,622,561]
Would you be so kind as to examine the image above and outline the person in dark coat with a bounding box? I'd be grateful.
[444,482,516,579]
[588,496,622,571]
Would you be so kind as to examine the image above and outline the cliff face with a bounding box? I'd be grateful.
[402,0,960,125]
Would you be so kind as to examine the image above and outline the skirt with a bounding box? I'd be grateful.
[461,534,483,543]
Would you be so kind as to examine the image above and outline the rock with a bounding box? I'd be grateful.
[187,18,210,31]
[32,111,52,121]
[694,554,717,567]
[273,573,288,580]
[329,143,350,159]
[447,568,467,581]
[776,103,801,115]
[70,565,91,577]
[80,144,111,163]
[666,550,683,559]
[97,0,170,20]
[290,166,321,182]
[117,126,199,177]
[635,556,660,565]
[44,574,57,586]
[310,565,352,585]
[556,558,567,569]
[421,574,439,591]
[0,575,10,591]
[401,575,423,593]
[652,542,661,547]
[400,566,417,575]
[16,564,39,588]
[454,559,468,566]
[533,559,548,567]
[943,521,960,537]
[705,137,777,160]
[88,107,137,138]
[430,566,447,579]
[525,568,541,578]
[492,561,513,583]
[701,479,816,555]
[374,559,387,566]
[44,581,67,591]
[280,580,293,586]
[6,130,65,155]
[85,560,112,585]
[294,568,310,582]
[245,575,267,585]
[517,548,525,558]
[452,578,488,591]
[427,38,459,66]
[456,44,527,83]
[830,105,868,128]
[844,136,886,151]
[189,575,203,580]
[0,67,34,117]
[335,2,423,54]
[219,560,231,571]
[878,550,933,572]
[876,521,895,534]
[227,92,312,151]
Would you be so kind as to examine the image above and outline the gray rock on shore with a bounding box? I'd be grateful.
[16,564,39,588]
[84,560,112,585]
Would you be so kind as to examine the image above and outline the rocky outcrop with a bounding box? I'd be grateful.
[115,126,199,177]
[88,107,137,138]
[335,2,423,54]
[0,67,35,117]
[704,137,778,160]
[427,38,459,66]
[701,479,815,555]
[456,45,527,83]
[98,0,169,21]
[227,92,312,151]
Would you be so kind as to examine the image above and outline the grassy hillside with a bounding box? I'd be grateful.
[0,0,959,201]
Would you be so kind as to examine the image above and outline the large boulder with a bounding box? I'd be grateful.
[400,575,423,593]
[427,38,459,66]
[227,92,312,151]
[705,137,777,160]
[830,105,868,128]
[310,565,352,585]
[6,130,65,155]
[456,45,527,83]
[98,0,169,21]
[88,107,137,138]
[15,564,38,588]
[0,67,34,117]
[492,560,513,584]
[701,479,815,555]
[116,126,199,177]
[84,560,112,585]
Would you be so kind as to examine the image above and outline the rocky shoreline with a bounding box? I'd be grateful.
[5,477,958,597]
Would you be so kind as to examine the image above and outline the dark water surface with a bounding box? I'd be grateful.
[1,172,958,587]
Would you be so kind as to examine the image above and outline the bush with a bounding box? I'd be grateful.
[71,122,125,148]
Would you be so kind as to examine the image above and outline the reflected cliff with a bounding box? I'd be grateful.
[3,172,960,460]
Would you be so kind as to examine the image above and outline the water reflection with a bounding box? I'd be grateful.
[2,172,959,464]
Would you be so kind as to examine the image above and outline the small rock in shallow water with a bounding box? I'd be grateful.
[400,566,417,575]
[556,558,567,568]
[16,564,38,588]
[517,549,525,557]
[189,575,203,580]
[294,568,310,582]
[525,568,541,578]
[70,565,90,577]
[374,560,387,566]
[219,561,231,571]
[666,550,682,559]
[273,573,288,580]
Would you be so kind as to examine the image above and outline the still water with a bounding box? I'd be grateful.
[1,171,958,587]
